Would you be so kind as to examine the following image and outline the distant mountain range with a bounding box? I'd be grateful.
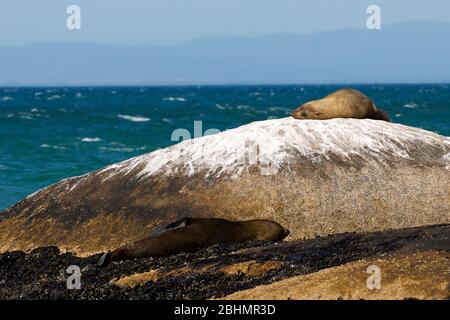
[1,21,450,85]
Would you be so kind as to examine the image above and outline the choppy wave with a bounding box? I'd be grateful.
[269,106,291,112]
[41,144,66,150]
[19,112,34,120]
[81,137,102,142]
[99,146,134,152]
[164,97,186,102]
[47,95,62,101]
[118,114,150,122]
[99,145,147,153]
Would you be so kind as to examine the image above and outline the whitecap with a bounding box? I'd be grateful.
[31,108,39,112]
[164,97,186,102]
[162,118,173,123]
[1,96,13,102]
[47,95,61,100]
[269,106,291,112]
[81,137,102,142]
[403,103,418,109]
[215,104,226,110]
[34,92,42,96]
[41,144,66,150]
[75,92,83,98]
[99,146,134,152]
[118,114,150,122]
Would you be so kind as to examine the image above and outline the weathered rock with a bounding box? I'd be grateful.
[222,250,450,300]
[1,118,449,255]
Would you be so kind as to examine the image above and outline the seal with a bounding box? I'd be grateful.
[290,88,390,121]
[98,217,289,267]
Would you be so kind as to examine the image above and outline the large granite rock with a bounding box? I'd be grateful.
[1,118,449,255]
[222,249,450,300]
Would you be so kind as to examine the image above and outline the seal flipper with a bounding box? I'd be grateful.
[97,252,112,268]
[149,217,193,237]
[370,108,391,122]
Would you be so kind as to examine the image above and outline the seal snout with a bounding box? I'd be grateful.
[290,109,302,118]
[282,228,290,238]
[290,105,308,119]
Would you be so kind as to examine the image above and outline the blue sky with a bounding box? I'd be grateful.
[1,0,450,46]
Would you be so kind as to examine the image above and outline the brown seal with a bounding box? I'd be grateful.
[98,217,289,267]
[290,88,390,121]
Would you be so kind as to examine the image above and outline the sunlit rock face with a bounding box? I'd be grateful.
[1,118,449,255]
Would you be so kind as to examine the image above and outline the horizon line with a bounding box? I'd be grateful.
[1,82,450,88]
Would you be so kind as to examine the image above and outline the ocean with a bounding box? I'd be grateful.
[0,84,449,211]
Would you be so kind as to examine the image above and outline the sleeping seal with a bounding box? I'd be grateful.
[98,217,289,267]
[291,88,390,121]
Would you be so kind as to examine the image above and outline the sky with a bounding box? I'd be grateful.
[1,0,450,46]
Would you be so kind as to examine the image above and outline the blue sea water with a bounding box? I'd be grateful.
[0,85,449,211]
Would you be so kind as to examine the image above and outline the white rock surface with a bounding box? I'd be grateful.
[98,118,449,180]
